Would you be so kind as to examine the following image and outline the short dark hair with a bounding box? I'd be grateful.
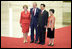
[41,4,45,7]
[49,9,55,14]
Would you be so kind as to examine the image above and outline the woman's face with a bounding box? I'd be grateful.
[24,7,27,11]
[49,11,53,16]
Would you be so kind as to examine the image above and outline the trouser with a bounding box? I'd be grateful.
[31,23,38,41]
[38,25,46,43]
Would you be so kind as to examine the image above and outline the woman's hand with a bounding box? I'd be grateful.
[44,25,47,28]
[51,27,53,31]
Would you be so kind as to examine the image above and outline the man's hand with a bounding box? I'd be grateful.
[37,25,39,27]
[44,25,47,28]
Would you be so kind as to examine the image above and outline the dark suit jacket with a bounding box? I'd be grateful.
[37,10,49,27]
[30,8,40,26]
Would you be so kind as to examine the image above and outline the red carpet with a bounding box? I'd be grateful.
[1,26,71,48]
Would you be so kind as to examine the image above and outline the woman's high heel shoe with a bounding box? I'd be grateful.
[24,41,26,43]
[25,40,28,43]
[48,43,51,46]
[51,43,54,46]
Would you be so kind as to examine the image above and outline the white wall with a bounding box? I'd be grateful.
[1,1,71,38]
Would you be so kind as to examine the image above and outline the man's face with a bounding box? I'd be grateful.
[40,5,44,10]
[33,3,36,8]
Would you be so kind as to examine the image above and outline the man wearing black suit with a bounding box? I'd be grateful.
[37,4,49,45]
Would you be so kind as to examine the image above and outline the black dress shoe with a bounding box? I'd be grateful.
[35,41,38,43]
[38,42,41,44]
[30,41,34,43]
[41,43,45,45]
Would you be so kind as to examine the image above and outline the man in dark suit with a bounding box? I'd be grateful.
[37,4,49,45]
[30,2,40,43]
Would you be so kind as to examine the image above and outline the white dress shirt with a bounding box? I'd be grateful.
[33,8,37,16]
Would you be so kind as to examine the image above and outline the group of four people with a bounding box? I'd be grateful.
[20,2,55,46]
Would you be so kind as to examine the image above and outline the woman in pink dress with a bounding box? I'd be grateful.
[20,5,30,43]
[47,9,55,46]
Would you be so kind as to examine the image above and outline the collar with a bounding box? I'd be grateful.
[33,8,37,9]
[24,10,29,14]
[41,10,44,12]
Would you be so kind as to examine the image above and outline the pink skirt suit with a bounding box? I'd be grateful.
[20,11,31,33]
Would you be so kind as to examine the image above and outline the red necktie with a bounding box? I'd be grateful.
[41,10,43,14]
[33,8,35,15]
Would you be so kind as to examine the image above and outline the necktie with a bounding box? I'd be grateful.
[33,8,35,15]
[41,10,43,14]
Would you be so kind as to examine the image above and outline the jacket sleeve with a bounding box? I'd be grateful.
[30,8,32,20]
[30,8,32,15]
[29,12,31,25]
[37,9,41,25]
[51,17,55,28]
[45,11,49,26]
[20,12,22,24]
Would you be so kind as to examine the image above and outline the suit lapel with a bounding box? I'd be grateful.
[32,8,33,14]
[42,10,45,15]
[32,8,37,16]
[35,8,38,16]
[41,10,45,16]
